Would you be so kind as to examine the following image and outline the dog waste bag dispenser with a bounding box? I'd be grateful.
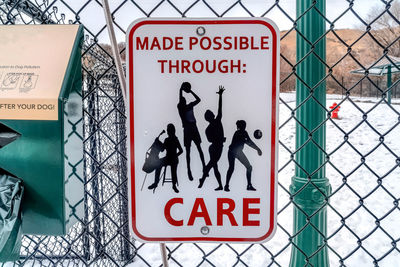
[0,25,84,260]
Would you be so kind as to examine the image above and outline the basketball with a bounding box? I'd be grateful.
[181,82,191,93]
[254,129,262,139]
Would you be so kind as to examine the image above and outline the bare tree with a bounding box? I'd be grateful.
[100,43,126,62]
[280,43,296,92]
[367,0,400,56]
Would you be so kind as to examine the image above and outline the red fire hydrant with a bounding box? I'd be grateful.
[329,102,340,119]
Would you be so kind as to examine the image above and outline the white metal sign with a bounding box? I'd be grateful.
[127,18,279,243]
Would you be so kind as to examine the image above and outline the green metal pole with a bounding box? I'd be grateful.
[387,66,392,105]
[290,0,331,266]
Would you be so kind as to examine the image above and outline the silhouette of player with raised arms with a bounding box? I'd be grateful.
[177,82,206,181]
[148,124,183,193]
[224,120,262,192]
[198,86,226,190]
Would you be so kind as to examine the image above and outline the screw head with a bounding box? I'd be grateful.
[196,26,206,36]
[200,226,210,235]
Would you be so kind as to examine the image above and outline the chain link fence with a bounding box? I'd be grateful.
[1,0,400,266]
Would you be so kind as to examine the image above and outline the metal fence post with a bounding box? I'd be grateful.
[290,0,331,266]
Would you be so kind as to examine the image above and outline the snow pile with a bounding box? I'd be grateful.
[131,94,400,266]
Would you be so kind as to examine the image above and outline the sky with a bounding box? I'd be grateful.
[50,0,386,43]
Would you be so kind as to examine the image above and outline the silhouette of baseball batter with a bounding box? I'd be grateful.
[224,120,262,192]
[198,86,226,190]
[177,82,206,181]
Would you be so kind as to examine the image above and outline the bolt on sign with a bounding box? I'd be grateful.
[127,18,279,243]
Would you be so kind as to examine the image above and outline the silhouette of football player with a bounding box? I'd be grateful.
[177,82,206,181]
[148,124,183,193]
[198,86,226,190]
[224,120,262,192]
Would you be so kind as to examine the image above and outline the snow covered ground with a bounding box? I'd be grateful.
[130,93,400,267]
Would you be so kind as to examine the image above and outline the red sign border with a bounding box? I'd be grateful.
[128,18,278,242]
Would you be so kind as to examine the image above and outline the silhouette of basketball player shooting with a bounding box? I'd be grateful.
[198,86,226,190]
[146,124,183,193]
[177,82,206,181]
[224,120,262,192]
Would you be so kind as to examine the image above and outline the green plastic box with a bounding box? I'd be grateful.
[0,25,84,235]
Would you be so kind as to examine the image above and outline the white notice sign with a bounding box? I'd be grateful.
[127,18,279,243]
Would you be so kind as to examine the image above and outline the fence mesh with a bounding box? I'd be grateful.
[1,0,400,266]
